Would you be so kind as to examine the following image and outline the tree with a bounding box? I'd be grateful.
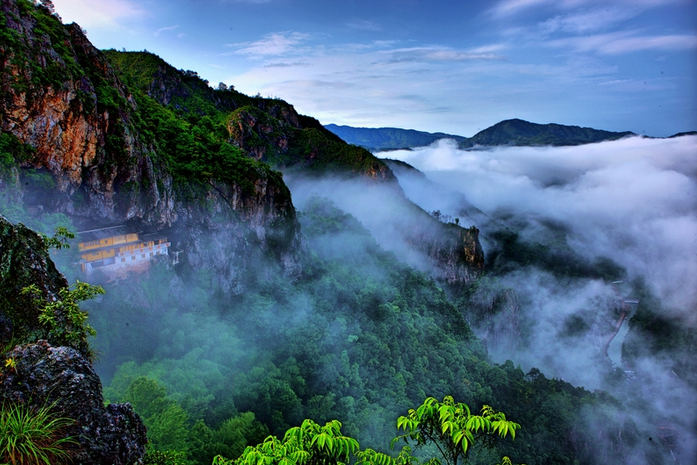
[211,397,520,465]
[124,377,190,453]
[392,396,520,465]
[213,419,360,465]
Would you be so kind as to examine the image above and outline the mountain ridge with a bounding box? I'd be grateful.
[326,118,638,151]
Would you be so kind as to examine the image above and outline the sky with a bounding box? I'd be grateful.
[50,0,697,136]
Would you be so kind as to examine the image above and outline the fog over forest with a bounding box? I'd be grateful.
[378,135,697,462]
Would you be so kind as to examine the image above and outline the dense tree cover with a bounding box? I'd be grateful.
[103,50,391,178]
[130,92,285,197]
[77,200,618,465]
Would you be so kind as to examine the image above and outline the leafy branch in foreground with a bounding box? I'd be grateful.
[393,396,521,465]
[0,401,76,465]
[212,396,520,465]
[214,419,359,465]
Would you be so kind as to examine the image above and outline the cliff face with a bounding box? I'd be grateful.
[0,215,147,464]
[421,224,485,284]
[1,1,148,216]
[0,0,298,288]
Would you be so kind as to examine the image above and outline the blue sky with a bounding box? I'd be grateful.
[51,0,697,136]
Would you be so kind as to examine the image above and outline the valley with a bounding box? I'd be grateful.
[0,1,695,465]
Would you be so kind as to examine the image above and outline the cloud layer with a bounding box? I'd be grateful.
[383,135,697,461]
[387,135,697,320]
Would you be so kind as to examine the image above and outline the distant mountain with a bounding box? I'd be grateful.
[324,124,467,151]
[668,131,697,138]
[326,119,636,151]
[465,118,635,147]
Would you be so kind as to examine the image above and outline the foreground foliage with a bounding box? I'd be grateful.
[212,397,518,465]
[0,402,75,465]
[21,281,104,357]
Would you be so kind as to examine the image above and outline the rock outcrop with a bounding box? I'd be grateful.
[418,223,485,284]
[0,215,147,464]
[0,341,147,465]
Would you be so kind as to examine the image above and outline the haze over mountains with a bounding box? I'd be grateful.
[327,119,641,152]
[1,2,695,465]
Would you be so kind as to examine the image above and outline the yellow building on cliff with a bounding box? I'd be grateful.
[78,228,170,276]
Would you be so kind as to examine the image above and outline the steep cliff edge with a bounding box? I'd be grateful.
[0,0,298,289]
[0,215,147,464]
[0,0,482,287]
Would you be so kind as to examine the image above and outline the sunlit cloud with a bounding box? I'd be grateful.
[52,0,146,30]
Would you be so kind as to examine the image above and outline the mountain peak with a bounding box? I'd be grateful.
[469,119,634,146]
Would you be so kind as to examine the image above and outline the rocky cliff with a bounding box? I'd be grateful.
[0,0,298,290]
[0,0,483,288]
[0,215,147,464]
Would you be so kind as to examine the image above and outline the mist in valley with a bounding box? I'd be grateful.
[378,135,697,463]
[3,132,695,464]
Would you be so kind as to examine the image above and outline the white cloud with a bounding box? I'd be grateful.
[467,43,508,54]
[154,25,179,37]
[229,32,310,58]
[490,0,682,18]
[549,32,697,54]
[539,8,638,34]
[490,0,553,18]
[52,0,146,30]
[346,19,382,32]
[388,136,697,318]
[380,46,506,63]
